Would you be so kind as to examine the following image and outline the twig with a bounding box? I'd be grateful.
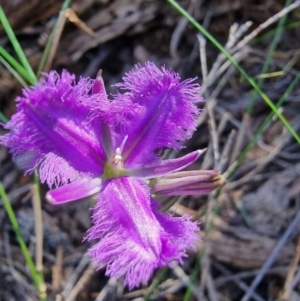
[167,0,300,143]
[32,185,43,275]
[37,0,72,74]
[40,7,95,73]
[199,194,214,300]
[215,266,288,288]
[219,129,236,173]
[65,263,97,301]
[292,267,300,290]
[234,1,300,52]
[214,262,267,301]
[224,172,275,191]
[208,1,300,84]
[215,103,242,129]
[198,34,208,91]
[0,182,44,300]
[62,255,90,297]
[241,210,300,301]
[172,264,201,298]
[52,244,64,292]
[42,11,67,73]
[202,2,242,34]
[95,277,118,301]
[281,237,300,301]
[170,0,198,59]
[229,114,251,166]
[225,124,292,187]
[209,49,248,89]
[205,22,252,90]
[198,34,220,170]
[206,273,219,301]
[198,28,222,301]
[3,230,33,301]
[31,184,47,299]
[150,280,183,300]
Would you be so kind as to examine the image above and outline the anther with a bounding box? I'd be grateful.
[114,147,123,164]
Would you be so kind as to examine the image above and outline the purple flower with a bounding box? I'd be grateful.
[1,62,223,289]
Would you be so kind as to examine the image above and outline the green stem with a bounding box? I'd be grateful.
[0,111,8,123]
[247,0,292,115]
[0,55,28,88]
[226,71,300,180]
[0,46,35,85]
[0,6,37,83]
[183,252,202,301]
[166,0,300,144]
[145,267,168,301]
[0,182,46,300]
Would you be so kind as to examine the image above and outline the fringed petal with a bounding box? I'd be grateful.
[151,199,200,261]
[86,176,199,289]
[112,62,203,166]
[1,70,108,186]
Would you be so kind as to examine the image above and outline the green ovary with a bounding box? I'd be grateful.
[102,163,128,180]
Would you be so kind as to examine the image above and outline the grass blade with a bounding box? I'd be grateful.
[38,0,73,74]
[183,252,202,301]
[251,20,300,44]
[247,0,292,115]
[226,71,300,180]
[166,0,300,144]
[0,6,37,83]
[0,55,28,87]
[0,182,46,301]
[145,267,168,301]
[0,111,8,123]
[0,46,35,85]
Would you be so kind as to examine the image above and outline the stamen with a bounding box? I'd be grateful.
[114,147,123,163]
[112,136,128,166]
[119,135,128,153]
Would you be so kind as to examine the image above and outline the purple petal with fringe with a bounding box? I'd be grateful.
[1,71,108,186]
[1,63,207,290]
[112,62,203,166]
[87,176,199,289]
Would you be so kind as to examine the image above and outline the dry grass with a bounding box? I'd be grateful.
[1,0,300,300]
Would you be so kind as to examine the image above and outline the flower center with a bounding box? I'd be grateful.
[102,136,128,180]
[113,147,123,167]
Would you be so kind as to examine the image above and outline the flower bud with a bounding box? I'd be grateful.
[150,170,225,196]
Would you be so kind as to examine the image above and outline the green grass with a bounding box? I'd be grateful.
[0,55,28,88]
[0,2,72,299]
[166,0,300,145]
[226,70,300,180]
[166,2,300,297]
[0,1,299,299]
[247,0,293,115]
[0,46,35,85]
[0,111,8,123]
[183,251,202,301]
[251,20,300,44]
[0,6,37,83]
[145,267,169,301]
[0,183,46,301]
[37,0,73,74]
